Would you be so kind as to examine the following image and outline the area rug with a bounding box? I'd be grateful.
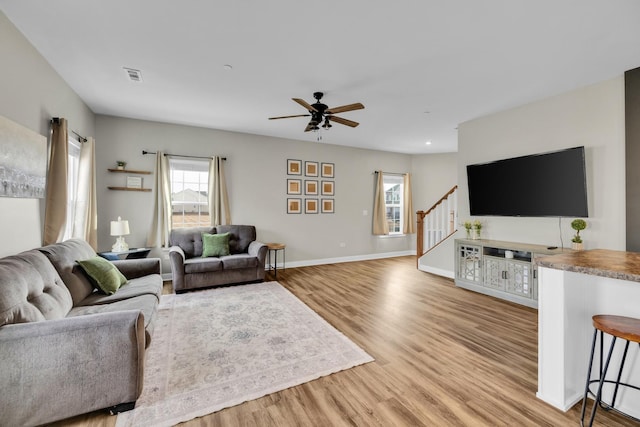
[116,281,373,427]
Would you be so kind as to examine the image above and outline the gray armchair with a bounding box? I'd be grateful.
[168,225,267,293]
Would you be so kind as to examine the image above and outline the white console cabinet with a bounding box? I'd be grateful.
[455,239,568,308]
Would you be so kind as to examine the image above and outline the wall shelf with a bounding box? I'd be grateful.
[107,186,152,192]
[107,168,151,174]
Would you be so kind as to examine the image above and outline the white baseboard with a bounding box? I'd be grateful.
[277,250,415,269]
[418,265,454,279]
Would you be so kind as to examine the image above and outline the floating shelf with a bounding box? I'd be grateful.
[108,168,152,174]
[108,186,152,192]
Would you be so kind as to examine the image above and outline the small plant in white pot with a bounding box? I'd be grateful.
[571,219,587,250]
[116,160,127,170]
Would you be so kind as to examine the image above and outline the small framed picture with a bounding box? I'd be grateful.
[287,159,302,175]
[305,180,318,195]
[287,198,302,214]
[287,179,301,195]
[305,198,319,214]
[321,162,335,178]
[321,180,334,196]
[321,198,334,214]
[126,176,142,189]
[305,161,319,177]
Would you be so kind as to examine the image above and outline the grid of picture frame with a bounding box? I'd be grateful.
[286,159,335,214]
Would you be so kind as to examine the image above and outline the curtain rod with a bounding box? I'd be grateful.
[374,171,406,176]
[50,117,87,142]
[142,150,226,161]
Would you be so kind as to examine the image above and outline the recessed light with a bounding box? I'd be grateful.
[425,141,432,145]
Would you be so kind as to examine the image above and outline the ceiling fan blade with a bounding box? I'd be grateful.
[269,114,311,120]
[328,115,359,128]
[293,98,318,112]
[326,102,364,114]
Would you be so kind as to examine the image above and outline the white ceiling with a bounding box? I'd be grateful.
[2,1,640,154]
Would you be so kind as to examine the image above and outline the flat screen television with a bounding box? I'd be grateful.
[467,146,588,217]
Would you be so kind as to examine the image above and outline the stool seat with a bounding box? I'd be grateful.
[581,314,640,426]
[593,315,640,343]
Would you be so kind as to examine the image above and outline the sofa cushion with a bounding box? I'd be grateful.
[39,239,97,305]
[202,232,230,257]
[169,226,216,258]
[76,274,162,307]
[217,225,256,254]
[184,257,223,274]
[220,254,259,270]
[0,250,73,326]
[77,256,128,295]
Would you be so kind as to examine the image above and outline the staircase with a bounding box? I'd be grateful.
[416,185,458,267]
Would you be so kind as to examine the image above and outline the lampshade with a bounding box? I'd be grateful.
[110,216,130,237]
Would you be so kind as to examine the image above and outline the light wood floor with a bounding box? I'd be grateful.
[53,256,635,426]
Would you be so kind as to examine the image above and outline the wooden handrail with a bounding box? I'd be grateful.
[416,185,458,267]
[417,185,458,220]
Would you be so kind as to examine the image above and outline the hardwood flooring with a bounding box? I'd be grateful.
[52,256,636,426]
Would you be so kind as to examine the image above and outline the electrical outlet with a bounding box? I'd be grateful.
[339,242,346,248]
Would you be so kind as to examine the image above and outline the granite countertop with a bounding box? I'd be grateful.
[537,249,640,283]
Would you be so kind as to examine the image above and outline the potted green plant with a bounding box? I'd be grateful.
[571,219,587,250]
[463,220,472,239]
[472,220,482,240]
[116,160,127,170]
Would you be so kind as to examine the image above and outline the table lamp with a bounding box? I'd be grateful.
[110,216,130,252]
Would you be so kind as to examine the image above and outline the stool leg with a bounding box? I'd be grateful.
[609,339,630,410]
[589,335,617,427]
[580,328,599,425]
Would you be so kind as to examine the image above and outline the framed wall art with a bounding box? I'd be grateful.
[0,115,46,198]
[321,162,334,178]
[305,198,319,214]
[287,159,302,175]
[305,161,319,177]
[287,179,301,195]
[305,180,318,195]
[287,198,302,214]
[321,180,334,196]
[321,198,334,214]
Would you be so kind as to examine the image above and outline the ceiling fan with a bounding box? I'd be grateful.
[269,92,364,132]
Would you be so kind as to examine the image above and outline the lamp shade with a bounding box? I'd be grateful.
[110,216,130,236]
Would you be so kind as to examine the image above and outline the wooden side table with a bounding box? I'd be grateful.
[266,243,286,279]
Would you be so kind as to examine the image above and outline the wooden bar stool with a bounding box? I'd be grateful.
[580,315,640,426]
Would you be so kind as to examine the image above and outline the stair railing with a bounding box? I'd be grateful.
[416,185,458,267]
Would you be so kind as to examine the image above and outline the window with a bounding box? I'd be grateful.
[62,138,81,241]
[384,174,404,235]
[169,158,210,228]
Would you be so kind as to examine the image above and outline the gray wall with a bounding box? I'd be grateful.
[0,11,95,257]
[96,115,416,270]
[626,67,640,251]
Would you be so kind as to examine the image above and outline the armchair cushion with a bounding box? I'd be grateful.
[202,232,230,257]
[77,256,127,295]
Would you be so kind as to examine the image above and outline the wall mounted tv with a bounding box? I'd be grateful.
[467,146,588,217]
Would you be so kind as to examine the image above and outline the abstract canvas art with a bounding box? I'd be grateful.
[0,116,46,198]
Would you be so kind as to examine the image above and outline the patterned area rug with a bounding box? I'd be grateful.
[116,281,373,427]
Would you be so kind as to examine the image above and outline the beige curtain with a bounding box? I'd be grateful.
[43,119,69,245]
[72,137,98,248]
[209,156,231,226]
[372,170,389,235]
[403,173,415,234]
[147,151,172,247]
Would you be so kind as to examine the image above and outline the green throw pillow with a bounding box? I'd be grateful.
[77,256,127,295]
[202,232,230,257]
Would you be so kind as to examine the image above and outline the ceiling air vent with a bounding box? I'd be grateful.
[123,67,143,82]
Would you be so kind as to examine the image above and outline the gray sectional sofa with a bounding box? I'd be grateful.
[169,225,267,293]
[0,239,163,426]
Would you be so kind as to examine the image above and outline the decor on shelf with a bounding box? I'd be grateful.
[472,220,482,240]
[126,176,142,189]
[116,160,127,170]
[571,218,587,250]
[463,220,473,239]
[111,216,130,252]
